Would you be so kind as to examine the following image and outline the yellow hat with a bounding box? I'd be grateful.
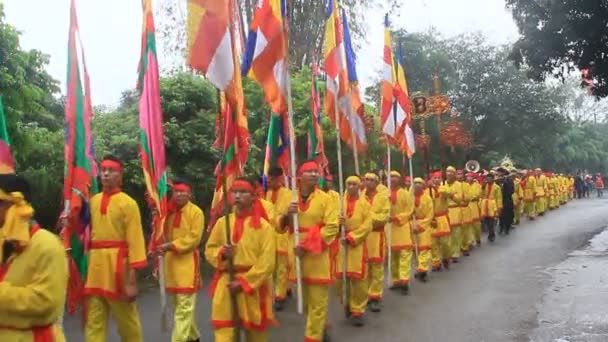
[364,173,379,181]
[390,170,401,177]
[346,176,361,184]
[413,177,425,184]
[446,166,456,173]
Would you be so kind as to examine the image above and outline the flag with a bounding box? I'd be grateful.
[242,0,288,114]
[188,0,250,229]
[62,0,99,315]
[0,97,15,174]
[308,64,328,168]
[263,112,290,180]
[380,14,401,139]
[342,8,368,152]
[138,0,168,254]
[394,45,415,157]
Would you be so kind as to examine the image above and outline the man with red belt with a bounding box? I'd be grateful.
[84,156,147,342]
[155,181,204,342]
[0,174,68,341]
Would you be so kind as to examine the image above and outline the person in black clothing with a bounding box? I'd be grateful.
[498,168,515,235]
[574,173,585,199]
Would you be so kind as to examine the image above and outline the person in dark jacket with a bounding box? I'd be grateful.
[574,173,585,199]
[498,168,515,235]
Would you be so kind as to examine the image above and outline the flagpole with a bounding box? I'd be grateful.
[408,157,419,261]
[386,142,392,287]
[350,109,360,175]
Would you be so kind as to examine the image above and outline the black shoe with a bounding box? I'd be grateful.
[323,330,331,342]
[369,300,381,312]
[463,250,470,256]
[432,266,442,272]
[389,284,399,290]
[273,299,285,312]
[188,339,200,342]
[416,272,427,282]
[350,315,364,327]
[452,257,459,263]
[442,259,450,270]
[400,284,410,295]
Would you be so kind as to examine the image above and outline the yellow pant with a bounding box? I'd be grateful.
[335,278,368,316]
[450,226,462,259]
[524,201,536,218]
[85,296,143,342]
[171,293,200,342]
[536,197,546,214]
[461,224,473,252]
[473,221,481,243]
[431,235,451,267]
[390,249,412,285]
[304,283,329,341]
[274,254,290,300]
[215,328,268,342]
[367,263,384,300]
[514,204,522,223]
[416,249,431,273]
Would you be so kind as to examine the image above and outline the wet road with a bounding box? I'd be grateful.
[64,198,608,342]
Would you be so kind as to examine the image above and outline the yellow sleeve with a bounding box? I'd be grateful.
[347,200,372,245]
[171,206,205,254]
[321,195,340,245]
[420,196,434,228]
[238,221,276,293]
[395,190,414,223]
[204,216,228,269]
[125,199,147,269]
[372,194,390,224]
[0,235,67,328]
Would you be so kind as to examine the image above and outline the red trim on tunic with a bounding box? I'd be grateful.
[84,240,131,299]
[367,231,385,263]
[166,250,201,294]
[391,244,413,251]
[100,188,121,215]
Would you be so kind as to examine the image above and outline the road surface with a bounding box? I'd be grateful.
[64,197,608,341]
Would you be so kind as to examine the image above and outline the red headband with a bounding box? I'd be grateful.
[466,172,476,178]
[298,161,319,176]
[231,180,255,193]
[431,171,443,178]
[173,183,191,192]
[405,176,411,182]
[100,159,123,173]
[456,169,464,175]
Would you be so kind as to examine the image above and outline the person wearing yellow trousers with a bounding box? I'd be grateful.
[363,172,390,312]
[264,167,292,311]
[428,170,453,271]
[522,170,537,220]
[512,173,524,225]
[444,167,463,263]
[0,174,67,341]
[154,181,204,342]
[412,178,433,282]
[206,178,277,342]
[388,171,414,295]
[84,156,146,342]
[535,168,549,216]
[465,173,482,246]
[283,161,339,342]
[457,170,473,256]
[480,172,503,243]
[335,176,372,327]
[546,172,556,210]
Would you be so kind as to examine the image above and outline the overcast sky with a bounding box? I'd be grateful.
[4,0,519,106]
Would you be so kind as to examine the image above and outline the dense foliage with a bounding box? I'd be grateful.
[2,4,608,230]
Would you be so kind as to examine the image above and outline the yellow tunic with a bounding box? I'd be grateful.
[413,193,434,250]
[427,186,451,237]
[164,201,205,293]
[0,227,67,342]
[364,189,390,263]
[513,179,524,207]
[336,196,372,279]
[523,176,537,202]
[535,174,548,198]
[265,187,292,255]
[467,182,481,222]
[205,213,276,331]
[389,188,414,251]
[85,192,147,299]
[460,182,472,225]
[479,183,503,218]
[445,181,463,228]
[288,189,339,284]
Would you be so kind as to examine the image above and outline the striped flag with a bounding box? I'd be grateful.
[380,14,404,140]
[308,64,328,168]
[188,0,250,229]
[0,97,15,174]
[62,0,99,315]
[394,45,415,157]
[262,112,291,181]
[138,0,168,253]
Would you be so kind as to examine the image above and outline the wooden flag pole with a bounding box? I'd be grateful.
[408,158,419,260]
[386,143,393,287]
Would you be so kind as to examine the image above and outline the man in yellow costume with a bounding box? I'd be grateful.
[388,171,414,295]
[84,156,147,342]
[363,172,390,311]
[155,180,204,342]
[335,176,372,327]
[466,172,482,246]
[412,177,433,282]
[0,174,67,341]
[457,169,473,256]
[428,170,453,271]
[445,166,463,262]
[512,172,524,226]
[283,161,338,342]
[206,177,277,342]
[535,168,548,216]
[480,172,503,242]
[522,170,537,220]
[546,172,556,210]
[264,167,292,311]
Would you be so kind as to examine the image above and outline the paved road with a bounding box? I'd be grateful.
[64,198,608,342]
